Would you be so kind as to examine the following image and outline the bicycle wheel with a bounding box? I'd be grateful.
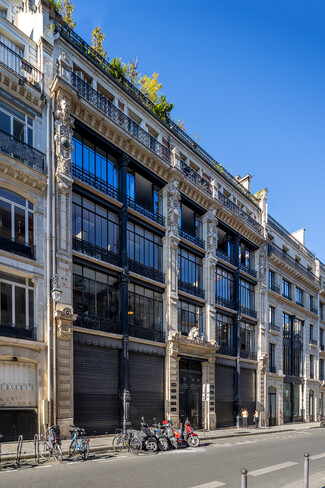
[81,440,89,460]
[129,438,142,455]
[52,444,63,463]
[68,439,76,458]
[112,434,124,452]
[39,441,51,460]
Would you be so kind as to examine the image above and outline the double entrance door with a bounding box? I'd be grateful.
[179,358,202,429]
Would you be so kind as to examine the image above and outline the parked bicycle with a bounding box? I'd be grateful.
[68,426,89,460]
[39,425,63,463]
[112,429,142,455]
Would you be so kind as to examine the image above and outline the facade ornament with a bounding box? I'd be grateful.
[166,180,181,236]
[57,51,73,82]
[54,97,74,190]
[259,246,267,282]
[258,353,267,373]
[206,209,218,257]
[188,327,205,344]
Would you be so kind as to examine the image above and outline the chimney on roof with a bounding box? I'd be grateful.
[234,174,253,192]
[291,228,306,246]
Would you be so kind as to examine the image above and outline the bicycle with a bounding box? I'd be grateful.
[39,425,63,463]
[112,429,142,455]
[68,426,89,460]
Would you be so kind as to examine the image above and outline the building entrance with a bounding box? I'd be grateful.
[283,382,302,423]
[268,386,277,426]
[179,358,202,429]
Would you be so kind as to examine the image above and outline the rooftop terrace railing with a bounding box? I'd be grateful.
[218,191,263,236]
[0,40,43,91]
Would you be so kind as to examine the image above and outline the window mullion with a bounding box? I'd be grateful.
[12,283,15,327]
[26,281,29,330]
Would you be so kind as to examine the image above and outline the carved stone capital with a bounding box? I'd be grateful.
[57,51,72,82]
[166,181,181,236]
[54,96,74,185]
[55,304,77,340]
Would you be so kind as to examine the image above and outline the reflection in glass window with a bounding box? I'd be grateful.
[127,222,162,271]
[216,267,234,301]
[178,300,203,336]
[216,313,233,349]
[0,189,34,245]
[0,271,34,330]
[178,248,202,288]
[128,283,163,330]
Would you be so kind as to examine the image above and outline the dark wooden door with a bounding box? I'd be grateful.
[179,358,202,428]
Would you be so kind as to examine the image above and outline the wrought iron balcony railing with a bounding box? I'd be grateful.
[218,345,237,357]
[179,227,205,249]
[268,244,320,286]
[127,195,165,226]
[178,280,205,299]
[239,263,257,278]
[179,160,212,196]
[0,324,36,341]
[75,314,123,334]
[215,295,235,310]
[269,323,280,333]
[72,164,120,201]
[240,350,257,361]
[0,40,43,91]
[310,305,318,315]
[216,248,234,265]
[269,282,280,294]
[268,216,315,260]
[128,322,165,343]
[240,305,257,319]
[128,258,165,284]
[218,191,263,236]
[0,234,35,260]
[70,73,171,163]
[269,366,277,374]
[310,338,318,346]
[73,237,120,267]
[0,129,46,174]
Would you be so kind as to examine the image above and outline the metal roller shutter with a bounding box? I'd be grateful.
[129,352,164,428]
[74,342,120,435]
[215,365,235,427]
[240,368,256,424]
[0,410,37,442]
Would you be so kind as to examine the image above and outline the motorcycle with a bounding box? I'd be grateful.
[138,417,159,452]
[151,418,169,451]
[161,418,200,448]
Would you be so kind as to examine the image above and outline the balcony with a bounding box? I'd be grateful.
[268,244,320,286]
[218,191,263,236]
[0,324,36,341]
[179,160,212,196]
[70,73,170,163]
[310,338,318,346]
[269,366,277,374]
[73,237,120,267]
[269,282,280,294]
[310,305,318,315]
[0,129,46,174]
[127,196,165,226]
[239,263,257,278]
[218,345,236,357]
[128,258,165,284]
[216,248,234,265]
[0,235,35,260]
[178,280,205,299]
[240,305,257,319]
[269,323,280,333]
[215,295,235,310]
[72,164,120,201]
[0,40,43,91]
[128,322,165,343]
[240,350,257,361]
[75,314,123,334]
[179,227,205,249]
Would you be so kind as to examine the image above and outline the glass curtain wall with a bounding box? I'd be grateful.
[178,301,203,336]
[178,248,202,288]
[127,283,163,331]
[127,222,162,271]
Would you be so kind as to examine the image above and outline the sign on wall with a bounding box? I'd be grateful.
[0,361,37,408]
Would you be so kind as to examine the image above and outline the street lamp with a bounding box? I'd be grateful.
[51,274,62,303]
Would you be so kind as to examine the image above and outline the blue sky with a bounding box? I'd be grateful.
[72,0,325,261]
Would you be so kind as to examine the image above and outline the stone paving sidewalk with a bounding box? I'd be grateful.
[0,421,322,463]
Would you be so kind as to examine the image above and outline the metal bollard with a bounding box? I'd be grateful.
[241,468,248,488]
[304,453,310,488]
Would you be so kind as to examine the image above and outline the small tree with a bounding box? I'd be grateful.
[91,26,107,59]
[137,72,162,105]
[60,0,76,29]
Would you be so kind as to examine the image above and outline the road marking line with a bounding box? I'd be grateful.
[190,481,226,488]
[35,465,52,469]
[309,452,325,460]
[249,462,297,477]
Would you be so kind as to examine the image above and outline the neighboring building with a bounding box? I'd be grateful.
[0,0,323,439]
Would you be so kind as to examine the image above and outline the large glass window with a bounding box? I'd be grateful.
[0,188,34,245]
[310,355,314,379]
[239,242,254,268]
[283,312,291,338]
[73,264,119,321]
[240,322,256,355]
[128,283,163,331]
[127,171,162,214]
[72,132,118,188]
[283,345,291,375]
[216,313,233,351]
[293,349,302,376]
[178,301,203,336]
[72,194,119,253]
[269,306,276,326]
[216,267,234,304]
[0,100,33,145]
[296,287,303,306]
[293,319,303,343]
[282,279,291,299]
[269,343,276,370]
[178,248,202,288]
[127,222,162,271]
[239,279,255,311]
[180,203,202,238]
[0,271,34,331]
[217,227,233,257]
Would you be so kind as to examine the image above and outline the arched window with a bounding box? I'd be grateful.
[0,188,35,259]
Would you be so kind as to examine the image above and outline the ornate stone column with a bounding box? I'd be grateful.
[163,180,181,423]
[256,245,268,425]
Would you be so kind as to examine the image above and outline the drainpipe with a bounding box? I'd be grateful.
[51,96,57,425]
[46,96,51,428]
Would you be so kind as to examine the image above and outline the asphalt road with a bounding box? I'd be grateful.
[1,429,325,488]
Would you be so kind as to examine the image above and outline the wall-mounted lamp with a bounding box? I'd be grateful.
[51,274,62,303]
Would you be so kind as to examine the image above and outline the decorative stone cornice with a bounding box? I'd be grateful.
[268,253,320,292]
[216,205,265,246]
[0,153,47,192]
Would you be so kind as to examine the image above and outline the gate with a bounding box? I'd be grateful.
[179,358,202,429]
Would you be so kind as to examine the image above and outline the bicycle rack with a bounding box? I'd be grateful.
[0,435,24,469]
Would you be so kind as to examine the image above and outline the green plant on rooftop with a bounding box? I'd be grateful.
[50,0,76,29]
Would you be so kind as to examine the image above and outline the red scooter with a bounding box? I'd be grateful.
[161,418,200,448]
